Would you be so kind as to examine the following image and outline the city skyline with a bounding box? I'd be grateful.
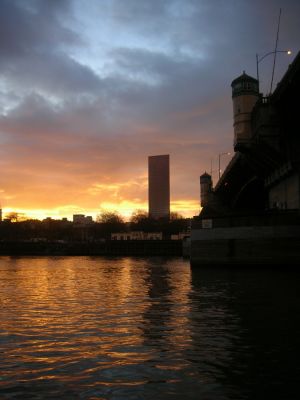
[0,0,299,220]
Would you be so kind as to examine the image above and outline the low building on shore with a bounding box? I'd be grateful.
[111,231,162,240]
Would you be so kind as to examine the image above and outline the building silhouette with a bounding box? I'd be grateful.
[200,172,213,208]
[231,71,259,151]
[148,155,170,219]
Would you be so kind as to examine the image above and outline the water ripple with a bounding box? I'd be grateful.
[1,256,300,399]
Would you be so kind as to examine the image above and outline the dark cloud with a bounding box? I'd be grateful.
[0,0,102,97]
[0,0,77,58]
[3,51,103,96]
[110,0,170,28]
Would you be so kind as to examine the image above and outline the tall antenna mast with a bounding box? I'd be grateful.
[270,8,282,94]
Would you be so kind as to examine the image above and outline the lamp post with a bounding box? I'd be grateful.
[256,50,291,92]
[218,152,231,180]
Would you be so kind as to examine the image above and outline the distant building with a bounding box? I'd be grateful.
[111,231,162,240]
[148,154,170,219]
[73,214,93,225]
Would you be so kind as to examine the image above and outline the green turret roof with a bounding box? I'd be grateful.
[200,172,211,178]
[231,71,258,87]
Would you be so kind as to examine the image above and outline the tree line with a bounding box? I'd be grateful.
[0,210,190,241]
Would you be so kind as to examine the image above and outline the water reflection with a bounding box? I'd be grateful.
[0,257,299,399]
[190,267,300,400]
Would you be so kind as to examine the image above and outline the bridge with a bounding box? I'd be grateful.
[191,51,300,266]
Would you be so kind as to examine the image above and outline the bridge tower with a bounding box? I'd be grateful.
[200,172,212,208]
[231,71,259,151]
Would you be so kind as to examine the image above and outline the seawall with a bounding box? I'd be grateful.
[191,213,300,266]
[0,240,183,257]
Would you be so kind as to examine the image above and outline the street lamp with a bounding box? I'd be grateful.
[256,50,292,92]
[218,152,231,179]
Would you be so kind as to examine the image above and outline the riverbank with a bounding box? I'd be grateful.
[0,240,183,256]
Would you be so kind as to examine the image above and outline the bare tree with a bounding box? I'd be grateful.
[5,212,27,222]
[170,212,183,220]
[96,211,124,224]
[130,209,148,224]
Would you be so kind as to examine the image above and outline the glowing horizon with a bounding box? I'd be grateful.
[2,199,200,222]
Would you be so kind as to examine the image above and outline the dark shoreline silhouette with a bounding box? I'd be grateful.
[0,239,183,257]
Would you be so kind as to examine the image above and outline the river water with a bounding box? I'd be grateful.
[0,256,299,399]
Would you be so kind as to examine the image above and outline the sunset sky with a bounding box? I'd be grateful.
[0,0,299,220]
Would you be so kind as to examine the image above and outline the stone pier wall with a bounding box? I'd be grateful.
[191,225,300,266]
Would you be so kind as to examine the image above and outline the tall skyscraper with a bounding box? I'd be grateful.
[148,154,170,219]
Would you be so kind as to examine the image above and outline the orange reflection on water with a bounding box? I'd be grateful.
[0,256,194,390]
